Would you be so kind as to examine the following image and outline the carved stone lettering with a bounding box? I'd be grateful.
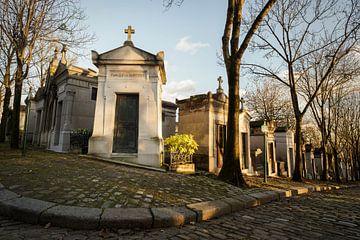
[110,71,146,79]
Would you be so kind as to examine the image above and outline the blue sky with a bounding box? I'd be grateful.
[78,0,253,102]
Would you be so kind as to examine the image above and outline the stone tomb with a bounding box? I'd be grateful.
[88,27,167,168]
[29,46,98,152]
[176,78,252,174]
[250,120,278,176]
[274,127,295,177]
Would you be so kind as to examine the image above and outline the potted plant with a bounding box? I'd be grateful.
[164,134,198,169]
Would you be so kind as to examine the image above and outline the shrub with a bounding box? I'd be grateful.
[70,128,92,154]
[164,134,198,156]
[72,128,92,136]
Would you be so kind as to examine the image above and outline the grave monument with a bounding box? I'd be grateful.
[88,26,167,168]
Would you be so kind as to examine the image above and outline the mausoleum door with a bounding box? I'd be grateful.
[216,124,226,168]
[268,142,275,174]
[113,94,139,153]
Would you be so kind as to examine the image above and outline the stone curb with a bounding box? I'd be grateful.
[0,183,358,230]
[100,208,152,229]
[40,205,102,230]
[0,197,56,224]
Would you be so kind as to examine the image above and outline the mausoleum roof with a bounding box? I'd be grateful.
[162,100,177,109]
[91,44,167,84]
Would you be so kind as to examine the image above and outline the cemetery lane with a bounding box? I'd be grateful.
[0,187,359,239]
[0,147,267,209]
[0,146,350,210]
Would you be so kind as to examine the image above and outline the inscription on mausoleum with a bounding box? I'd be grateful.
[110,71,146,79]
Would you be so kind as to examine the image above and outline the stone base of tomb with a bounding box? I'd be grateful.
[88,136,162,168]
[169,163,195,174]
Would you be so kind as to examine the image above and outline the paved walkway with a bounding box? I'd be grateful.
[0,147,265,208]
[0,187,359,239]
[0,146,341,209]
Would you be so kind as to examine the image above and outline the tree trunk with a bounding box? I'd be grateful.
[356,155,360,181]
[10,67,23,149]
[333,147,341,183]
[0,58,13,143]
[218,60,246,187]
[0,87,11,142]
[345,160,349,182]
[292,116,303,181]
[356,142,360,181]
[320,125,328,181]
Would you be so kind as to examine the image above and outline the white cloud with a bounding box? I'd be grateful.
[164,61,178,74]
[163,79,196,102]
[175,36,210,55]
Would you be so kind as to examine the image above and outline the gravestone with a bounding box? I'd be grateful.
[88,26,167,168]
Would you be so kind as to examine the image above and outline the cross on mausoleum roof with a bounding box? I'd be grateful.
[124,25,135,42]
[217,76,224,94]
[217,76,223,88]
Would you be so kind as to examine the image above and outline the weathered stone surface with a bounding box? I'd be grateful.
[40,205,101,230]
[292,187,309,195]
[100,208,153,229]
[0,185,359,238]
[263,191,280,201]
[248,192,275,205]
[0,148,263,209]
[275,190,293,198]
[337,221,358,227]
[305,186,315,192]
[1,186,359,239]
[151,207,196,228]
[233,195,259,208]
[0,189,19,201]
[187,200,231,221]
[0,183,4,190]
[0,197,56,224]
[222,197,245,212]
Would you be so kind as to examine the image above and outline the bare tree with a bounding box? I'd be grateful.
[0,1,15,142]
[0,0,94,148]
[300,51,360,181]
[165,0,277,186]
[243,0,360,181]
[245,79,294,126]
[333,89,360,181]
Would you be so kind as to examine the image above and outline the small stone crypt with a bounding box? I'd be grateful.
[176,77,252,175]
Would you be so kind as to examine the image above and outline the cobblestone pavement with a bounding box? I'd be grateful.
[0,147,268,208]
[0,187,359,240]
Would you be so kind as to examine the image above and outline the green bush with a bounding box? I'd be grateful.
[164,134,198,156]
[70,128,92,154]
[72,128,92,136]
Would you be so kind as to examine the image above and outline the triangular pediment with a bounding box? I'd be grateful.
[97,45,157,62]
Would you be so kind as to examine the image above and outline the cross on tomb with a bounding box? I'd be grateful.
[240,97,246,111]
[124,25,135,41]
[217,76,223,89]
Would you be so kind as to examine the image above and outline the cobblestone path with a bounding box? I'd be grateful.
[0,187,359,240]
[0,147,267,208]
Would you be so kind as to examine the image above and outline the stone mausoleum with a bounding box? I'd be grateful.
[29,46,98,152]
[275,126,295,177]
[88,26,167,168]
[28,27,176,164]
[176,77,252,175]
[250,120,278,176]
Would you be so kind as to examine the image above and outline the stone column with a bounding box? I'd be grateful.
[63,91,75,131]
[60,91,75,152]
